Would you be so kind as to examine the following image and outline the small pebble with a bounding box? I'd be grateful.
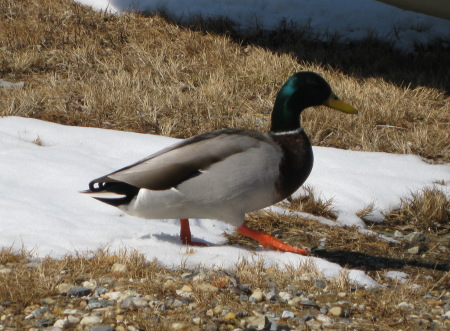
[132,298,148,307]
[171,322,186,330]
[329,306,343,317]
[223,312,236,320]
[53,315,80,328]
[172,299,183,307]
[404,232,429,244]
[397,302,414,309]
[192,273,207,282]
[62,309,79,315]
[181,284,193,292]
[90,326,115,331]
[53,319,65,328]
[300,300,319,308]
[182,271,199,279]
[82,280,97,290]
[393,230,404,238]
[407,246,420,254]
[275,324,291,331]
[120,297,134,309]
[246,315,269,329]
[57,283,74,294]
[94,287,108,296]
[266,312,277,319]
[41,297,56,305]
[315,279,327,289]
[67,286,92,297]
[196,283,219,292]
[343,309,350,318]
[34,318,55,327]
[317,314,332,323]
[25,308,47,319]
[66,315,81,325]
[192,317,202,325]
[111,263,127,274]
[320,306,328,314]
[306,320,322,329]
[213,305,223,315]
[281,310,294,319]
[250,289,264,303]
[86,301,103,310]
[279,291,293,300]
[80,315,103,326]
[104,291,121,300]
[265,289,278,301]
[240,294,249,301]
[99,276,116,284]
[287,297,301,305]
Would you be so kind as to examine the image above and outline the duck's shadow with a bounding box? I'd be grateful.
[313,249,450,272]
[139,234,449,272]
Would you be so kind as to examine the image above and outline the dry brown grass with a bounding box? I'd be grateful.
[0,247,164,307]
[384,186,450,232]
[282,186,337,219]
[1,0,449,161]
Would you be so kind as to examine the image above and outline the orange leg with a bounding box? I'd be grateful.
[237,223,309,255]
[180,219,208,247]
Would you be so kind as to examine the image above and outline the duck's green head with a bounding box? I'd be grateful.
[270,71,358,133]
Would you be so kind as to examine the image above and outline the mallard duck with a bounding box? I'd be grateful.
[84,72,358,255]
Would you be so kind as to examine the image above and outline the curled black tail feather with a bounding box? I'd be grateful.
[87,180,140,207]
[89,180,106,191]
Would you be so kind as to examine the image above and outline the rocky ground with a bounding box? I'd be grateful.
[1,220,449,331]
[1,265,449,331]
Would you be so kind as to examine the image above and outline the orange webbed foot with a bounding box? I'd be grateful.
[180,218,208,247]
[237,223,309,255]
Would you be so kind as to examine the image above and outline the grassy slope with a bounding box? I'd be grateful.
[1,0,449,160]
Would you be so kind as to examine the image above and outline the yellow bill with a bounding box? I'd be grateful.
[324,93,359,114]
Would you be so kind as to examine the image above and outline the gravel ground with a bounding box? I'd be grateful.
[1,257,449,331]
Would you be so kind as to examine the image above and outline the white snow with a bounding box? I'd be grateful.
[305,148,449,223]
[1,117,449,287]
[384,270,409,284]
[75,0,450,52]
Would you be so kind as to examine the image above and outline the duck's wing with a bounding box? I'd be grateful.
[89,129,273,191]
